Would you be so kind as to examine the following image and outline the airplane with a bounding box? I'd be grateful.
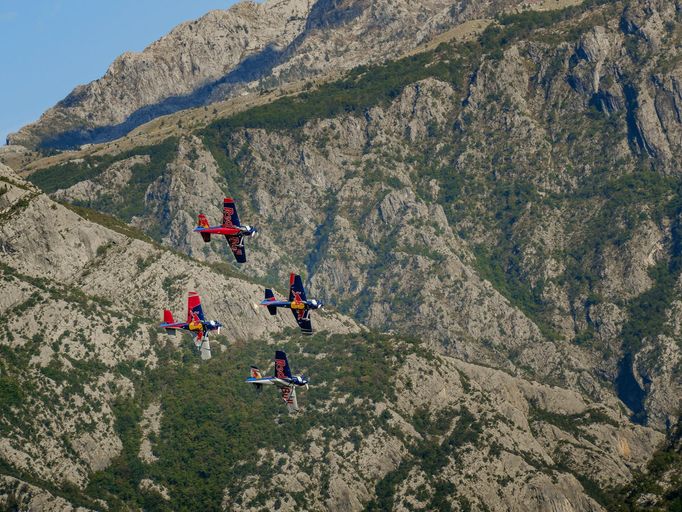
[194,197,258,263]
[159,292,222,360]
[260,273,324,335]
[245,350,309,413]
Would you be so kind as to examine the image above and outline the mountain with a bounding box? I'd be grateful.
[3,0,682,508]
[23,0,682,430]
[0,164,664,510]
[8,0,557,150]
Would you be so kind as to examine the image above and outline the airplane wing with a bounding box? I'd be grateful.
[289,273,307,302]
[259,299,290,307]
[159,321,188,329]
[291,308,313,335]
[222,198,241,228]
[275,351,293,379]
[226,235,246,263]
[246,377,275,384]
[280,386,298,413]
[187,292,205,322]
[199,337,211,360]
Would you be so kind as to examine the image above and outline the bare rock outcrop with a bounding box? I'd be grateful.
[9,0,533,149]
[0,476,94,512]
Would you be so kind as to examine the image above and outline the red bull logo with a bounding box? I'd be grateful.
[228,236,243,256]
[291,292,305,309]
[223,207,235,227]
[275,358,287,379]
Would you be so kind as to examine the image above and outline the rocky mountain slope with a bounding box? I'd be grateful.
[9,0,550,150]
[4,0,682,509]
[0,165,665,511]
[617,416,682,510]
[24,0,682,436]
[0,163,352,508]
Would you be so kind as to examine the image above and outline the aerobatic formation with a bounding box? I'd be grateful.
[158,197,322,412]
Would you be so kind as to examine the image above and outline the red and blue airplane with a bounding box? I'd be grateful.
[194,198,258,263]
[245,350,309,413]
[261,273,324,335]
[159,292,221,360]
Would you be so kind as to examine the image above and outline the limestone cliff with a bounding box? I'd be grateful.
[3,0,682,508]
[0,164,664,509]
[40,0,682,430]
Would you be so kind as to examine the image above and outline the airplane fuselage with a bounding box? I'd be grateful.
[247,376,308,387]
[186,320,222,335]
[282,300,323,311]
[194,223,257,234]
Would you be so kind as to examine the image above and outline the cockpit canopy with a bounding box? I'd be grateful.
[293,375,309,386]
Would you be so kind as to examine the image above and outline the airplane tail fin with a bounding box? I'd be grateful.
[162,309,176,335]
[289,273,307,301]
[197,214,211,242]
[187,292,205,322]
[264,289,277,315]
[250,366,263,393]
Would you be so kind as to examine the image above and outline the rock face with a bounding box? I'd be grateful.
[45,0,682,429]
[0,163,357,493]
[5,0,682,508]
[0,166,665,509]
[9,0,530,149]
[0,475,94,512]
[221,352,663,512]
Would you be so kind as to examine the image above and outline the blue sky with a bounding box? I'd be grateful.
[0,0,240,145]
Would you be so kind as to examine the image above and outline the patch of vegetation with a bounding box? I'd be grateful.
[529,404,618,439]
[27,138,178,196]
[60,203,156,244]
[0,373,23,409]
[412,406,456,438]
[202,50,467,139]
[85,331,409,510]
[366,459,413,511]
[366,406,481,511]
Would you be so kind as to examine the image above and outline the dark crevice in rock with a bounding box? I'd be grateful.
[623,82,653,157]
[304,194,338,279]
[615,353,648,424]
